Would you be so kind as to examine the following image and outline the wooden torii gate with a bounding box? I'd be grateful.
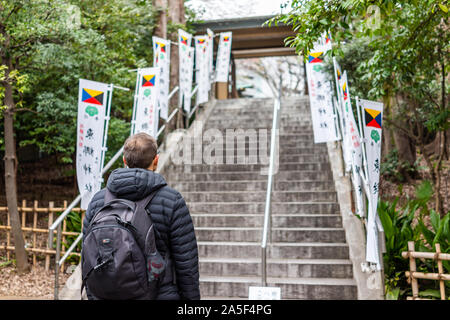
[193,15,297,99]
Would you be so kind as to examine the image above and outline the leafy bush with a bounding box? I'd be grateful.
[379,181,450,300]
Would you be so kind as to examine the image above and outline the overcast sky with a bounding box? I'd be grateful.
[186,0,292,20]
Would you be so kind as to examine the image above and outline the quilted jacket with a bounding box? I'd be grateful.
[82,167,200,300]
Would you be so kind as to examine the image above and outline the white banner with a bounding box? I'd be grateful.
[77,79,111,209]
[215,32,232,83]
[305,44,340,143]
[195,35,210,105]
[333,58,352,172]
[183,47,195,113]
[131,67,160,138]
[339,71,364,217]
[206,28,215,89]
[178,29,193,112]
[359,98,384,266]
[152,36,171,120]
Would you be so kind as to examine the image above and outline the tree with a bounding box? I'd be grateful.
[270,0,449,215]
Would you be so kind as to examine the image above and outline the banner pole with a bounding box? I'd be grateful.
[98,84,114,188]
[131,69,140,135]
[355,97,369,183]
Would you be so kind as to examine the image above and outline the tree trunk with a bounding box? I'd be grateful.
[168,0,185,129]
[381,95,394,160]
[153,0,168,39]
[303,60,308,95]
[3,79,30,273]
[393,129,417,181]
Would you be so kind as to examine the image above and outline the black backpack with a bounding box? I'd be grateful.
[81,188,167,300]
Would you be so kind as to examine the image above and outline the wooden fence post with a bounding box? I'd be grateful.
[6,207,10,261]
[33,200,38,268]
[407,241,419,299]
[436,243,446,300]
[45,201,54,271]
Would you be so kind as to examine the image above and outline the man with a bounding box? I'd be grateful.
[82,132,200,300]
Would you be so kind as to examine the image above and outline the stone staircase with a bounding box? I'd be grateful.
[165,97,357,299]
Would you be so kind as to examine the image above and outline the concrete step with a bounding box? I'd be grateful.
[279,154,330,163]
[195,227,346,243]
[186,201,339,215]
[182,191,337,203]
[192,214,342,228]
[199,276,357,300]
[175,163,331,174]
[198,139,320,149]
[204,120,313,129]
[199,257,354,279]
[166,170,333,182]
[207,115,312,124]
[172,180,335,192]
[197,242,350,259]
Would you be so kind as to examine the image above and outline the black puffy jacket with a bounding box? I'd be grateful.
[82,167,200,300]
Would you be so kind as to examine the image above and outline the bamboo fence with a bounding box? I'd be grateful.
[402,241,450,300]
[0,200,84,271]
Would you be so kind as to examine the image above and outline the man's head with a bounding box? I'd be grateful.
[123,133,159,171]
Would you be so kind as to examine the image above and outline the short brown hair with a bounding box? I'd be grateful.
[123,133,158,169]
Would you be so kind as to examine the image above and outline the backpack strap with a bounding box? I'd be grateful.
[132,186,166,252]
[134,186,176,285]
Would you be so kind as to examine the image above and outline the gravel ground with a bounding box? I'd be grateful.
[0,264,70,300]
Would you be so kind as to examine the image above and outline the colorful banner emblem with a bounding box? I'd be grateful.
[215,32,232,83]
[305,39,339,143]
[152,36,171,120]
[178,29,193,112]
[77,79,112,209]
[359,98,384,266]
[131,67,160,138]
[195,35,210,105]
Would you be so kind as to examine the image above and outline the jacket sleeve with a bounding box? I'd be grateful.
[169,193,200,300]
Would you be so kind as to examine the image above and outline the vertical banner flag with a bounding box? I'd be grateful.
[305,39,340,143]
[152,36,171,120]
[178,29,193,112]
[215,32,232,83]
[131,67,161,138]
[183,47,195,113]
[77,79,112,209]
[195,35,210,105]
[333,58,352,172]
[359,98,384,266]
[340,71,364,217]
[206,28,215,89]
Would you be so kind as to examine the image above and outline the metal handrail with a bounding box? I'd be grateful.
[50,83,203,299]
[261,84,282,286]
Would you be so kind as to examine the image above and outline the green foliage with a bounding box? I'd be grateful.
[1,0,158,161]
[378,180,450,299]
[272,1,448,128]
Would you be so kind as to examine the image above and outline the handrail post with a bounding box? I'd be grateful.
[54,223,62,300]
[261,84,281,286]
